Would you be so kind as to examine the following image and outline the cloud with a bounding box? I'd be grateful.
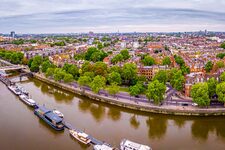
[0,0,225,33]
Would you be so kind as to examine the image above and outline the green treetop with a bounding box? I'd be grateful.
[191,82,210,107]
[146,80,166,105]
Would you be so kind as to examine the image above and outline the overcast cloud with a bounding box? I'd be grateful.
[0,0,225,33]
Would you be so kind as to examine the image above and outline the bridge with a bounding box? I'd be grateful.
[0,59,13,66]
[0,65,26,71]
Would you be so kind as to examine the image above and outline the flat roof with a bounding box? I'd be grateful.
[45,112,63,123]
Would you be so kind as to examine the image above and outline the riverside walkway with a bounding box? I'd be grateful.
[33,73,225,116]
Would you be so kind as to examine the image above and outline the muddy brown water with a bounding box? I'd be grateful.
[1,78,225,150]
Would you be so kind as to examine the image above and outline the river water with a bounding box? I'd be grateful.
[1,78,225,150]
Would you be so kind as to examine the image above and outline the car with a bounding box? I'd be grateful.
[192,103,198,107]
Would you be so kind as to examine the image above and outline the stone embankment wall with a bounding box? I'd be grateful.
[33,73,225,116]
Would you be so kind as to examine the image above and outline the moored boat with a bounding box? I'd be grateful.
[8,85,22,95]
[120,139,152,150]
[19,94,36,107]
[53,109,64,118]
[93,144,116,150]
[34,105,64,131]
[17,85,29,95]
[69,129,91,145]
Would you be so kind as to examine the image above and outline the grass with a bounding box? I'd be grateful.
[119,86,130,92]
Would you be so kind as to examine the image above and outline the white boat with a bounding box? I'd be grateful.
[19,94,36,107]
[93,144,115,150]
[120,139,152,150]
[69,129,91,145]
[8,85,22,95]
[53,109,64,118]
[17,85,29,95]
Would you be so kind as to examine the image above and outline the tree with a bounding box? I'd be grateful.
[111,54,123,64]
[63,73,74,83]
[93,61,107,77]
[153,70,168,84]
[129,82,145,97]
[121,63,137,85]
[85,47,107,62]
[108,66,122,74]
[120,49,130,60]
[106,83,120,97]
[97,42,103,50]
[174,55,185,66]
[207,77,218,98]
[30,55,43,72]
[45,68,55,77]
[220,72,225,82]
[221,42,225,49]
[10,53,20,64]
[81,61,93,74]
[216,82,225,105]
[205,61,213,73]
[216,61,224,69]
[78,76,92,87]
[53,69,66,81]
[129,85,141,97]
[216,53,225,59]
[28,58,33,68]
[181,65,190,75]
[41,60,52,73]
[90,75,106,93]
[83,72,95,80]
[146,80,166,105]
[170,70,185,91]
[67,65,79,79]
[191,82,210,107]
[141,56,155,66]
[85,47,98,60]
[107,71,122,85]
[162,56,171,66]
[62,63,72,72]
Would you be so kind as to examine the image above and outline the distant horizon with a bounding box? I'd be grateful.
[1,0,225,33]
[2,30,225,35]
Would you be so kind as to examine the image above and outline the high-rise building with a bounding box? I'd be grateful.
[10,31,15,38]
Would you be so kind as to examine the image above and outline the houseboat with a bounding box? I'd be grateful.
[19,94,36,107]
[53,109,64,118]
[8,85,22,95]
[69,129,91,145]
[93,144,116,150]
[34,106,64,131]
[17,85,29,95]
[120,139,152,150]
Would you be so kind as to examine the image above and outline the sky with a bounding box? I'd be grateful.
[0,0,225,33]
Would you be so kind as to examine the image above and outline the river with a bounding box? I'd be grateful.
[1,78,225,150]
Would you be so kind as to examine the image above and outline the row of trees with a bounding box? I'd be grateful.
[0,50,24,64]
[191,72,225,107]
[28,55,185,105]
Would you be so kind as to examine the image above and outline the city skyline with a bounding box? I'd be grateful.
[1,0,225,33]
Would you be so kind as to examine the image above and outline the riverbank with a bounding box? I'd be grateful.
[33,73,225,116]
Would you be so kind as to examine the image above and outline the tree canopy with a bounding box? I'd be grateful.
[162,56,171,66]
[90,75,106,93]
[205,61,213,73]
[146,80,166,105]
[191,82,210,107]
[141,55,155,66]
[216,82,225,104]
[207,77,218,98]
